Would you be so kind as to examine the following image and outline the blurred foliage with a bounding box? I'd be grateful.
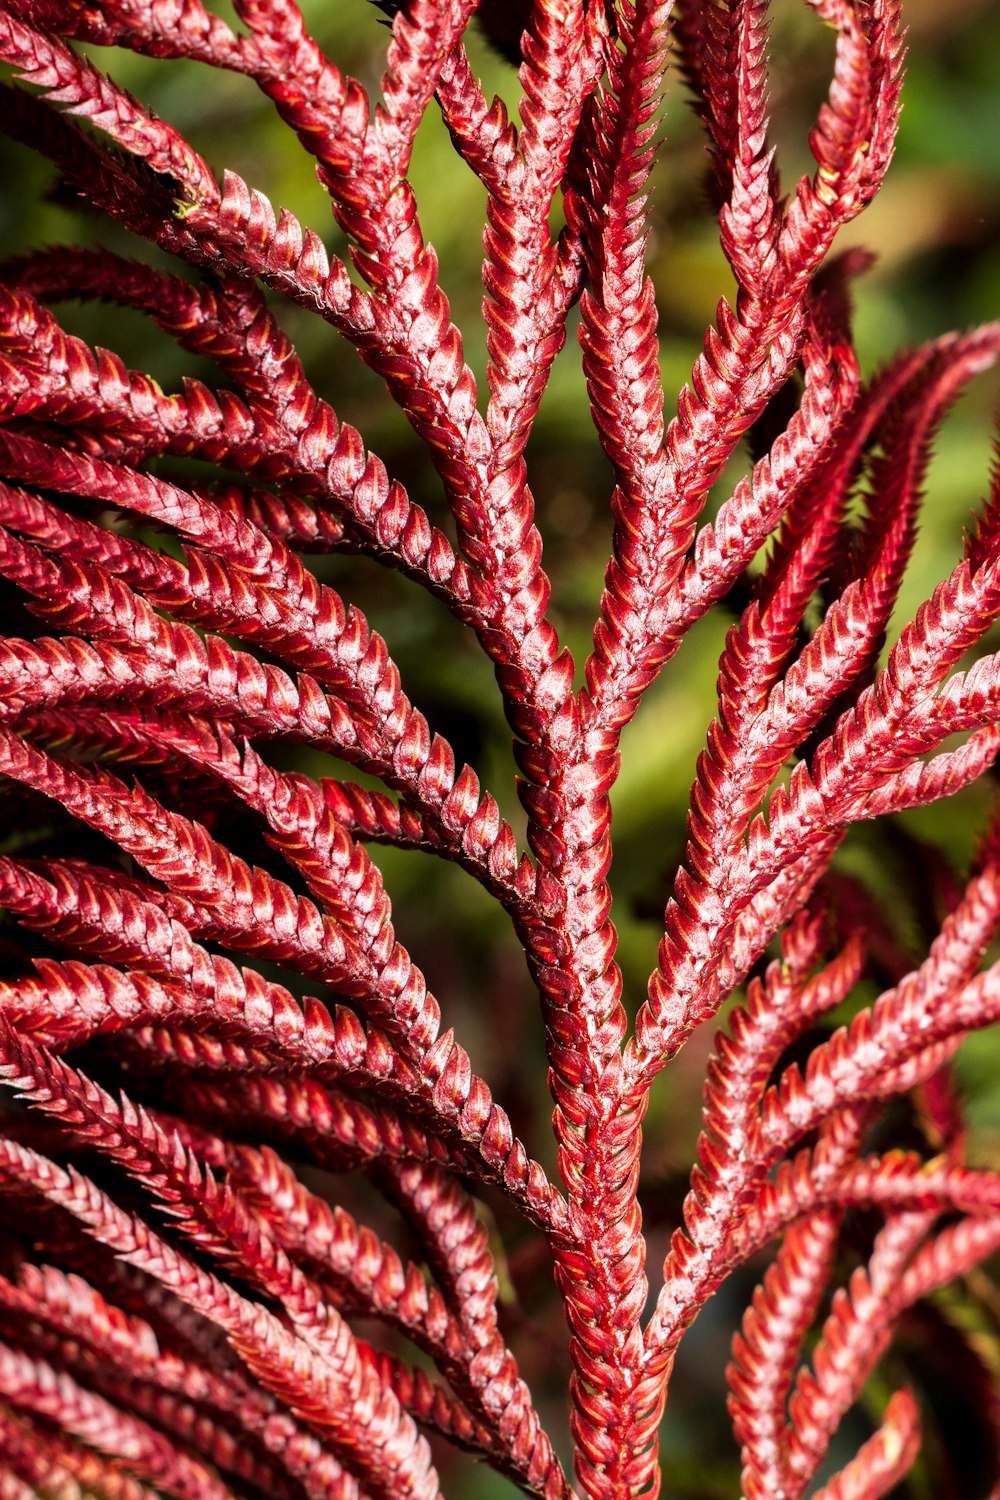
[1,1,1000,1492]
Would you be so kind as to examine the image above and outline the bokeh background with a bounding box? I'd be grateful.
[2,1,1000,1493]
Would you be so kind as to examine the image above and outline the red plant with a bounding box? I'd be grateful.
[0,0,999,1496]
